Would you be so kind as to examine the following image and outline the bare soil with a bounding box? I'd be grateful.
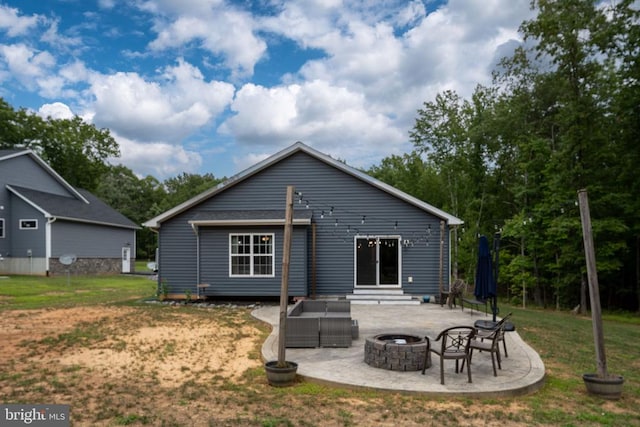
[0,304,556,426]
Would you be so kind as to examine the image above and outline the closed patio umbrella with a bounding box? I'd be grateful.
[474,235,498,321]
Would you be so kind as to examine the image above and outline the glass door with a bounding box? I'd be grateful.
[355,236,400,287]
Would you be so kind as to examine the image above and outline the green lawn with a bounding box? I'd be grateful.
[494,304,640,426]
[0,274,154,310]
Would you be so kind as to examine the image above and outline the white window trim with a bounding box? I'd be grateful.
[19,219,38,230]
[229,233,276,278]
[0,218,4,238]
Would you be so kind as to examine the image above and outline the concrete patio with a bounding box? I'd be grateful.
[253,302,545,397]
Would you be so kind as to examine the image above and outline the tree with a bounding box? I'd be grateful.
[366,151,447,209]
[94,165,164,260]
[160,172,225,212]
[400,0,639,310]
[0,98,119,192]
[410,86,506,278]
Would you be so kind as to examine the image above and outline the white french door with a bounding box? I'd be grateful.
[354,236,401,288]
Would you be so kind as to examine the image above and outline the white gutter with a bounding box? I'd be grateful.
[46,217,56,273]
[188,218,312,227]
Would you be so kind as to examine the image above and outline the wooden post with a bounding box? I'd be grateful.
[453,225,459,280]
[438,221,444,299]
[311,222,317,299]
[277,185,295,368]
[578,189,607,378]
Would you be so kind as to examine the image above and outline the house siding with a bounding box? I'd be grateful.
[9,195,46,258]
[51,220,135,257]
[198,226,307,297]
[158,151,450,297]
[157,218,198,295]
[0,155,71,197]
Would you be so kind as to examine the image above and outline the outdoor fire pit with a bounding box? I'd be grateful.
[364,333,429,371]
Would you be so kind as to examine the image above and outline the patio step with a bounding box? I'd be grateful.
[347,291,422,305]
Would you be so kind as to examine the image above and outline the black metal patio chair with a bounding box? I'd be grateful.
[422,325,476,385]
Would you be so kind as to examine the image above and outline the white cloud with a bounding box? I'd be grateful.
[146,0,266,78]
[58,60,92,83]
[40,19,83,52]
[37,102,74,119]
[220,83,300,141]
[0,4,39,37]
[233,151,270,174]
[89,59,235,142]
[0,43,55,89]
[220,79,406,170]
[111,135,203,178]
[98,0,117,9]
[395,0,427,27]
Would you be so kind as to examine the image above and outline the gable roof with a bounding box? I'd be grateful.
[7,185,139,229]
[144,142,463,229]
[0,149,89,203]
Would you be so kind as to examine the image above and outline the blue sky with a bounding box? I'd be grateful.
[0,0,534,180]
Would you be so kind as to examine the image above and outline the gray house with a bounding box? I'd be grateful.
[143,142,463,302]
[0,149,139,275]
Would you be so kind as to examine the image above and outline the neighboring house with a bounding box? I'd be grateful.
[143,142,463,302]
[0,149,139,276]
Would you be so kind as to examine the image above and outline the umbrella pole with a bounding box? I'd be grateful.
[492,232,501,322]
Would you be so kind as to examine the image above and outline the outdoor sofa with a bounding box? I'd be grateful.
[285,300,358,348]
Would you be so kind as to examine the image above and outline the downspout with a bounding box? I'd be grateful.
[46,217,56,275]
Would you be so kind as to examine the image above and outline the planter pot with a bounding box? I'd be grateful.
[583,373,624,399]
[265,361,298,387]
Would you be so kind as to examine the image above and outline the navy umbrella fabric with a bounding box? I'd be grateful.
[474,235,498,320]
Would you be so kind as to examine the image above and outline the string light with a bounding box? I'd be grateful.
[292,190,443,246]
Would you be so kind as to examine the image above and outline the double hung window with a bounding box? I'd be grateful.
[229,234,274,277]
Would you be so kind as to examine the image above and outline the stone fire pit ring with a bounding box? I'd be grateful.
[364,333,430,371]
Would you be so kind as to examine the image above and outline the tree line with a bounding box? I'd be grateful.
[368,0,639,312]
[1,1,638,311]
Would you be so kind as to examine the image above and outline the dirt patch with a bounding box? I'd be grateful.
[0,306,125,359]
[1,306,259,385]
[59,320,257,386]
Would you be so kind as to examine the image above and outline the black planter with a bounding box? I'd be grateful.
[265,361,298,387]
[583,373,624,399]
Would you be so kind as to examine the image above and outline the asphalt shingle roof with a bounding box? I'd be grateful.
[9,185,139,229]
